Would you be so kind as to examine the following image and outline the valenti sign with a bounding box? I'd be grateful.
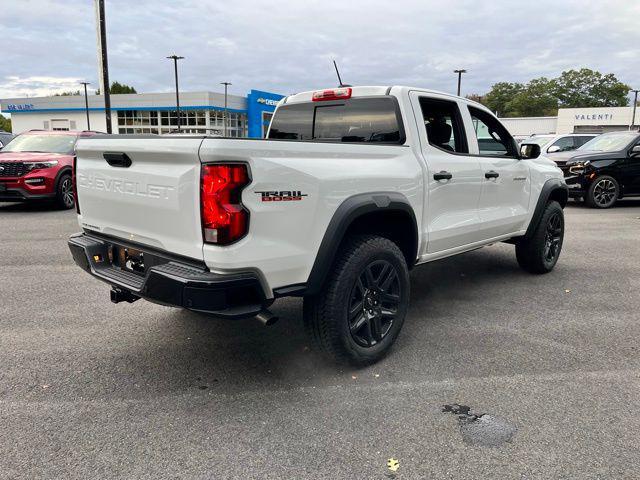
[574,113,614,121]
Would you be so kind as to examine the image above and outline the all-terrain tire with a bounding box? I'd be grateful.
[516,200,564,274]
[303,235,410,365]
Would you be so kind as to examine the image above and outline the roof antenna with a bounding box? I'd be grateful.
[333,60,351,87]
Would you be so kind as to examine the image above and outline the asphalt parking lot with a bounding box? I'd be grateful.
[1,200,640,479]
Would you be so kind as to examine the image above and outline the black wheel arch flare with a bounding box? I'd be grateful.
[303,192,419,296]
[524,178,568,241]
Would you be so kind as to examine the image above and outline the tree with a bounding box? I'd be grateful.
[481,70,630,117]
[506,78,558,117]
[482,82,525,117]
[553,69,630,108]
[95,81,137,94]
[0,114,11,132]
[54,90,81,96]
[465,93,485,104]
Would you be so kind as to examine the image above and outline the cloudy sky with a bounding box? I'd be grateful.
[1,0,639,102]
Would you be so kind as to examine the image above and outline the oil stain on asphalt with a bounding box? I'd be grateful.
[442,404,517,447]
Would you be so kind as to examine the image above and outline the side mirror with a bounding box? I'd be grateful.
[520,143,541,159]
[631,145,640,156]
[547,145,561,153]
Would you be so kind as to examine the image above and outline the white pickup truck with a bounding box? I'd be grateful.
[68,86,567,365]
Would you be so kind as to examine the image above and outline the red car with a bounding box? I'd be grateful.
[0,130,99,209]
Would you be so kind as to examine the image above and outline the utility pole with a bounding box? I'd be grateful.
[80,82,91,130]
[94,0,112,133]
[630,89,639,130]
[454,69,467,97]
[167,55,184,131]
[220,82,232,137]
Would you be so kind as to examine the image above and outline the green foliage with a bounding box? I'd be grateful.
[508,78,558,117]
[480,70,631,117]
[95,81,137,95]
[0,114,11,132]
[54,90,81,96]
[482,82,525,117]
[553,69,630,108]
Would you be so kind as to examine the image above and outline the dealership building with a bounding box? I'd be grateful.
[500,106,640,136]
[0,89,284,138]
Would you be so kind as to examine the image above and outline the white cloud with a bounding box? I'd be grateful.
[0,0,638,99]
[0,76,89,98]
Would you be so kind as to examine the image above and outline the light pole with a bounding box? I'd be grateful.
[630,89,639,130]
[454,69,467,97]
[220,82,232,137]
[167,55,184,131]
[80,82,91,130]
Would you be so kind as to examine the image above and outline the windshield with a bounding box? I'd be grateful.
[578,132,637,152]
[525,136,554,147]
[1,134,77,154]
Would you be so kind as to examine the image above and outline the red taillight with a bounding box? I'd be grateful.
[200,163,250,245]
[72,156,80,214]
[312,87,352,102]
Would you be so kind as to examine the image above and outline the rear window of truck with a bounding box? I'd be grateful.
[267,97,405,144]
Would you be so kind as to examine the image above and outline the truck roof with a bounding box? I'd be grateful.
[280,85,490,112]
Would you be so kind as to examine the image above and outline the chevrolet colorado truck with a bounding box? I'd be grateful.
[68,86,568,365]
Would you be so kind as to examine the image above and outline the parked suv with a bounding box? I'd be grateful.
[0,130,100,209]
[524,133,596,154]
[68,86,567,365]
[550,130,640,208]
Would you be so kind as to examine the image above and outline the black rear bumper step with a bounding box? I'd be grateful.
[68,233,269,318]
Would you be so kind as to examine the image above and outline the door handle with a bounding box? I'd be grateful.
[485,170,499,179]
[433,171,453,181]
[104,152,132,168]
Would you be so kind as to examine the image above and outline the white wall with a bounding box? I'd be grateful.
[499,117,557,136]
[9,111,116,134]
[556,106,639,133]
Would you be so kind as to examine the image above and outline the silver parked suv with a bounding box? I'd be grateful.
[524,133,596,155]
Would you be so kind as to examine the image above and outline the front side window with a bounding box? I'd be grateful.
[418,97,468,154]
[268,97,404,144]
[468,106,518,157]
[1,134,76,154]
[550,136,575,152]
[574,136,595,148]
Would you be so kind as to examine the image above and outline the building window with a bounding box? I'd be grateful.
[208,110,247,137]
[115,109,247,136]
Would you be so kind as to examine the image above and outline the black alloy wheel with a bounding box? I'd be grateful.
[348,260,400,348]
[587,176,618,208]
[543,211,563,264]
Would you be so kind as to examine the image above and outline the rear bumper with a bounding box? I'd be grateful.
[68,232,270,318]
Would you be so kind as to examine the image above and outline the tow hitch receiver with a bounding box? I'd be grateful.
[110,287,140,304]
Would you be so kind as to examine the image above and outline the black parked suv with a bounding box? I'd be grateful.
[550,131,640,208]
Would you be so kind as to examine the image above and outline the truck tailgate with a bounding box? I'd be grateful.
[75,137,204,260]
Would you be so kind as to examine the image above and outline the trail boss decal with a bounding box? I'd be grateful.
[255,190,308,202]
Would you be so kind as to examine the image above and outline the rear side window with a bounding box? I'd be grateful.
[267,97,404,144]
[418,97,468,154]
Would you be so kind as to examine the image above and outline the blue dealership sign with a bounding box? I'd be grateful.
[246,90,285,138]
